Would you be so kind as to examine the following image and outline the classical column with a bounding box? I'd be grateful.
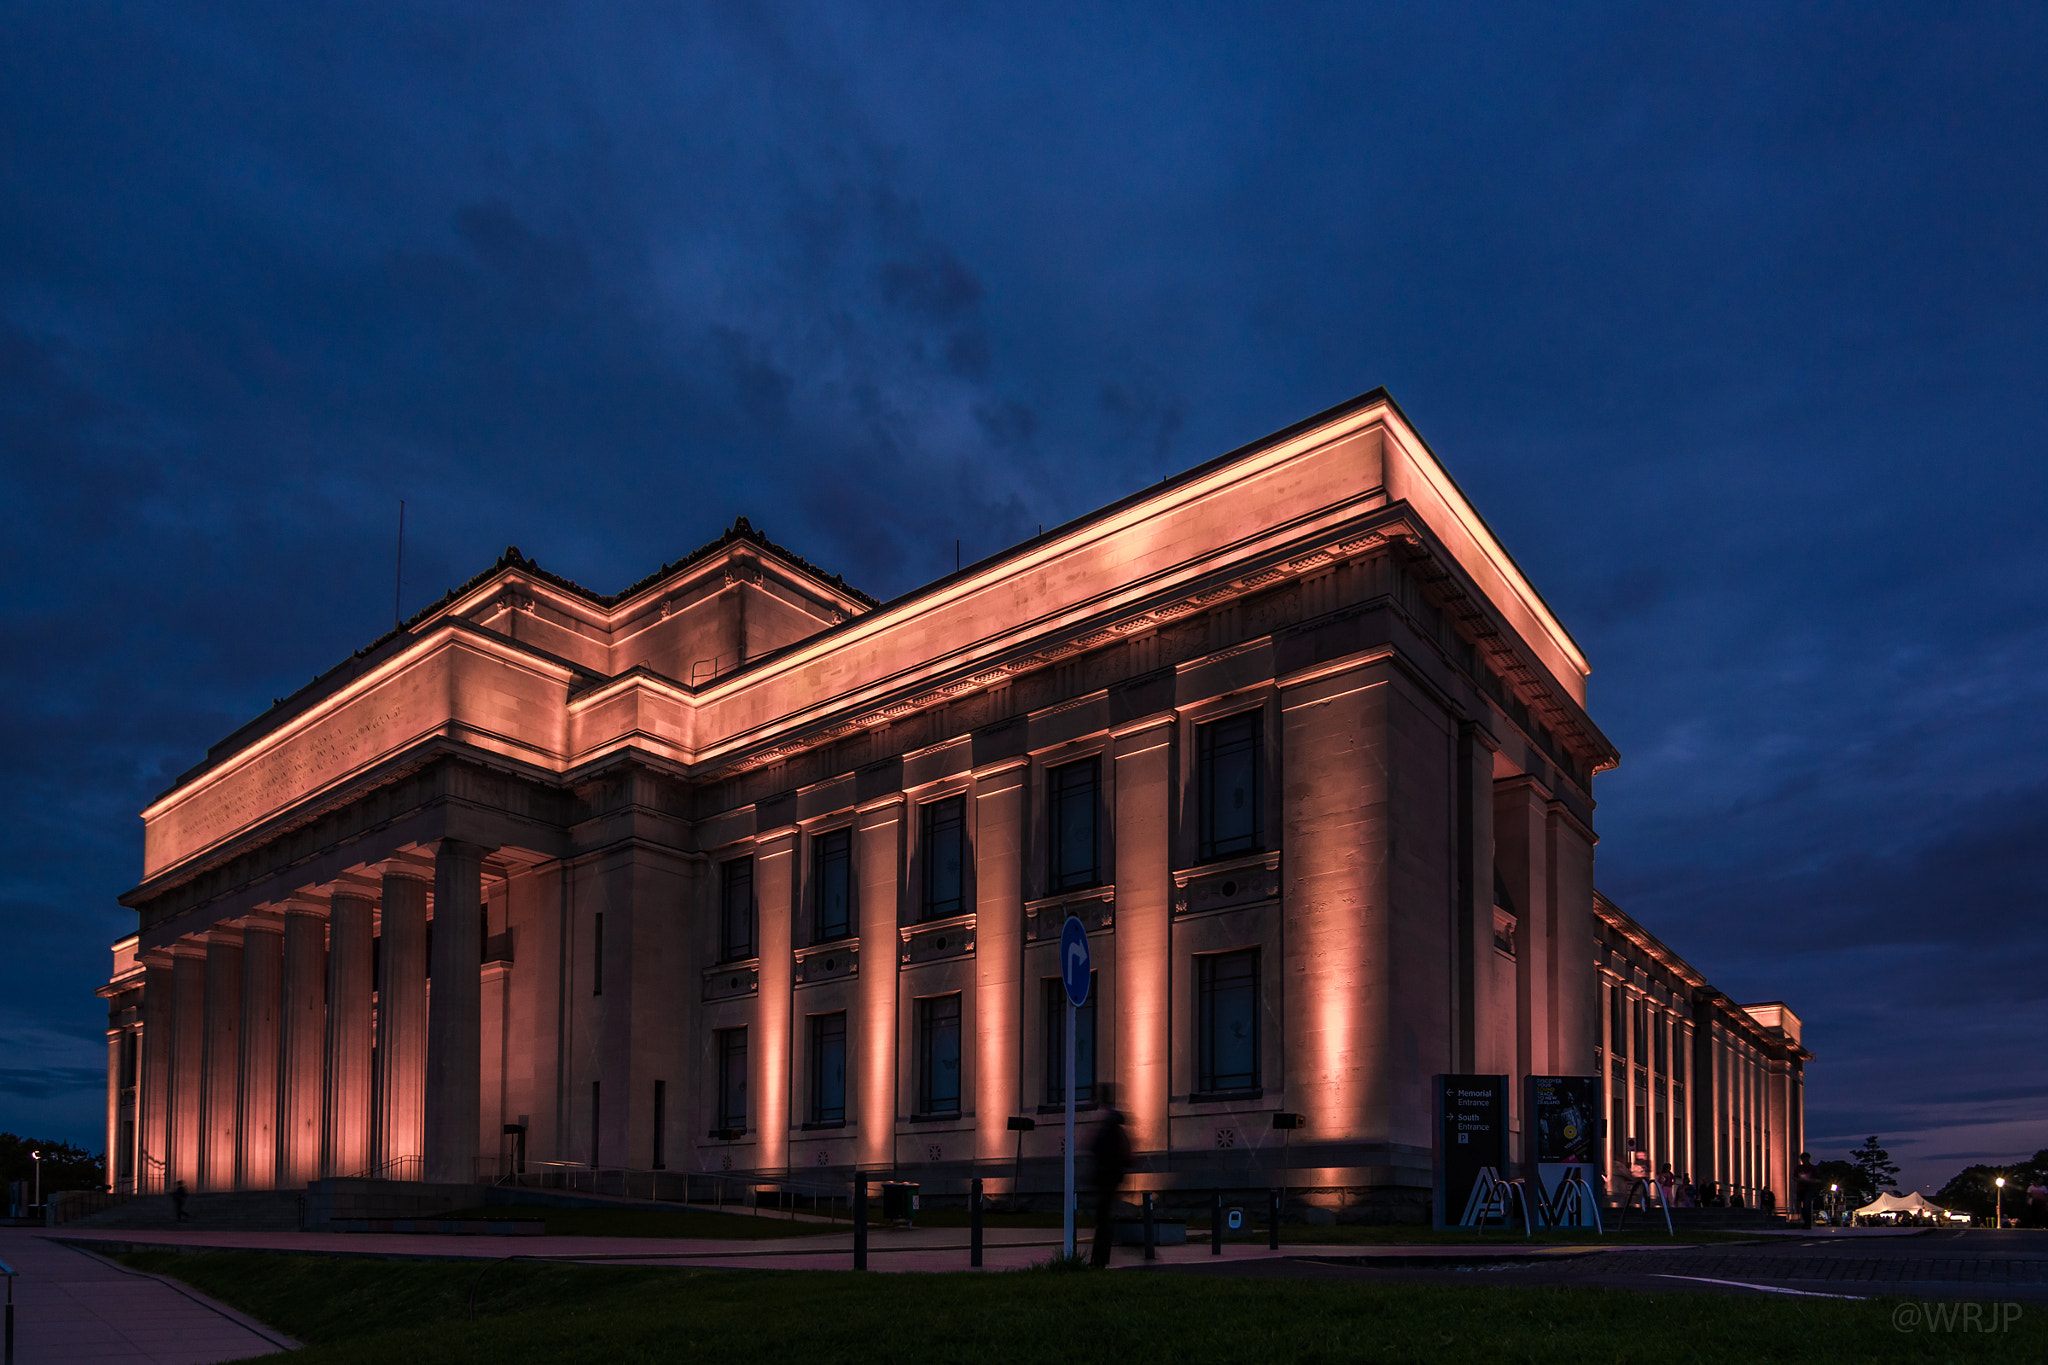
[425,840,489,1184]
[973,761,1026,1172]
[138,955,174,1192]
[324,888,375,1177]
[237,915,283,1189]
[199,929,243,1190]
[1495,776,1553,1083]
[375,864,430,1174]
[277,902,327,1186]
[166,940,207,1188]
[855,798,903,1172]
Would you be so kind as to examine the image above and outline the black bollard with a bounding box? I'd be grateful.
[1212,1188,1223,1256]
[1143,1192,1157,1261]
[853,1179,868,1271]
[1269,1188,1280,1251]
[971,1176,984,1268]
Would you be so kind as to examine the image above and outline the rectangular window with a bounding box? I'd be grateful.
[1047,757,1101,893]
[652,1079,666,1170]
[118,1119,135,1179]
[1042,974,1097,1105]
[813,828,852,942]
[809,1012,847,1124]
[720,857,754,962]
[1654,1013,1668,1073]
[1610,986,1626,1060]
[920,797,966,921]
[1197,948,1260,1093]
[1611,1096,1627,1169]
[119,1031,138,1089]
[1198,710,1264,861]
[715,1027,748,1133]
[1632,999,1648,1061]
[592,912,604,995]
[916,993,963,1114]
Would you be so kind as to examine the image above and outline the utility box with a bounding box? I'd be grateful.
[879,1182,920,1225]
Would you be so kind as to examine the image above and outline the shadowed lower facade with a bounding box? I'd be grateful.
[98,389,1809,1217]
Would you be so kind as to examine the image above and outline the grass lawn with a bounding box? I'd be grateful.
[123,1250,2044,1364]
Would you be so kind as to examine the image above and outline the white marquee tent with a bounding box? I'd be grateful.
[1851,1191,1952,1219]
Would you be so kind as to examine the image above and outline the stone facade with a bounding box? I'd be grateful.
[98,388,1806,1215]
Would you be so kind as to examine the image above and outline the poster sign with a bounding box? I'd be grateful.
[1528,1075,1602,1227]
[1434,1074,1507,1228]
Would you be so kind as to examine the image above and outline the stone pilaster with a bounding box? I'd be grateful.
[425,840,489,1184]
[278,902,327,1186]
[375,864,430,1173]
[166,940,208,1189]
[750,833,795,1174]
[855,798,902,1171]
[236,916,283,1189]
[324,889,375,1177]
[200,929,244,1190]
[1114,720,1172,1158]
[972,760,1025,1168]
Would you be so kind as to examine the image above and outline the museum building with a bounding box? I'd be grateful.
[99,389,1810,1216]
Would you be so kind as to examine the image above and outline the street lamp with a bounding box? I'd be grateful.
[1829,1183,1838,1226]
[1995,1176,2005,1229]
[29,1151,41,1209]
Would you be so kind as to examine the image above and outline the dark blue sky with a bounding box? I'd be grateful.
[4,2,2042,1190]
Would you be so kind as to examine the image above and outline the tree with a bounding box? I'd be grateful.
[1813,1159,1871,1207]
[0,1133,106,1195]
[1850,1136,1902,1197]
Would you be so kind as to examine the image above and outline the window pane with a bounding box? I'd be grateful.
[717,1028,748,1131]
[1043,975,1097,1104]
[922,797,966,920]
[1197,949,1259,1092]
[1049,758,1100,893]
[1199,712,1262,860]
[811,1013,846,1124]
[815,829,851,941]
[721,858,754,961]
[919,994,962,1113]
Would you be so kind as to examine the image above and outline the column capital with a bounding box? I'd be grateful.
[379,857,434,884]
[205,926,245,948]
[168,937,209,960]
[238,909,286,935]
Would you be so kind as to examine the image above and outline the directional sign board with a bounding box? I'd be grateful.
[1060,916,1092,1007]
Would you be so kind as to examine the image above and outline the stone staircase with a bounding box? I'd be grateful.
[59,1189,306,1231]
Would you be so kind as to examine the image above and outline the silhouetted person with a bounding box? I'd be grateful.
[1088,1110,1131,1268]
[171,1180,190,1222]
[1794,1153,1819,1228]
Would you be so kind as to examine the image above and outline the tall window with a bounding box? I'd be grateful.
[1653,1013,1668,1073]
[920,796,966,920]
[715,1027,748,1133]
[1198,710,1263,861]
[1042,974,1097,1105]
[916,993,962,1114]
[1047,757,1101,893]
[1609,986,1626,1060]
[720,857,754,962]
[1632,999,1648,1062]
[1197,948,1260,1093]
[809,1012,847,1124]
[813,828,852,942]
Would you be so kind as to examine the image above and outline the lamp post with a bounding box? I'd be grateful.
[1995,1176,2005,1229]
[29,1151,40,1210]
[1829,1183,1838,1226]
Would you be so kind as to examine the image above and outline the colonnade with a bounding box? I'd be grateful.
[124,841,490,1192]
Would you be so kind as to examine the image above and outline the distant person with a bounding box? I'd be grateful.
[171,1180,190,1223]
[1088,1109,1132,1268]
[1657,1163,1676,1207]
[1678,1174,1696,1209]
[1759,1187,1775,1214]
[1729,1189,1745,1210]
[1794,1153,1819,1228]
[2026,1179,2047,1227]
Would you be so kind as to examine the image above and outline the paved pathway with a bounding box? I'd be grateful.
[46,1224,1626,1274]
[0,1228,296,1363]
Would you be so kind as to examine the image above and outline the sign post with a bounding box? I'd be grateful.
[1059,916,1091,1261]
[1434,1074,1507,1228]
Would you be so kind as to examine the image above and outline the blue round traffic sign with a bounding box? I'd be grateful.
[1060,916,1091,1006]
